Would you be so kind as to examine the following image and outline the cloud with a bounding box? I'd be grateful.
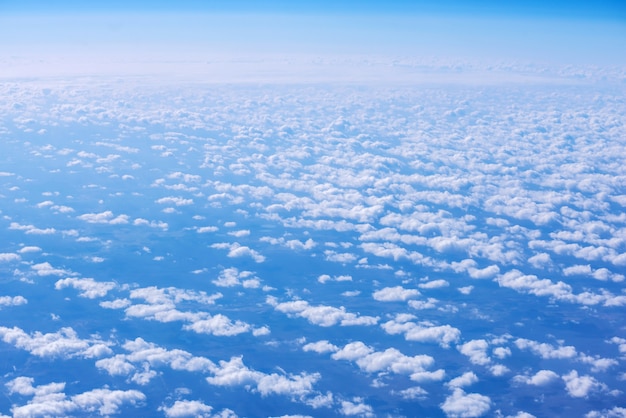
[55,278,117,299]
[268,297,379,327]
[9,222,56,234]
[0,252,21,262]
[562,370,607,398]
[0,326,112,359]
[447,372,478,389]
[440,389,491,418]
[302,340,339,354]
[212,268,260,288]
[211,243,266,263]
[156,196,194,206]
[340,398,374,417]
[514,370,559,386]
[382,316,461,348]
[458,340,490,366]
[159,400,237,418]
[372,286,420,302]
[514,338,577,359]
[318,274,352,284]
[31,262,71,277]
[418,279,449,289]
[6,377,145,418]
[0,295,27,308]
[77,211,129,224]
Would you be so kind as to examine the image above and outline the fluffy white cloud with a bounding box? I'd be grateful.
[269,297,378,327]
[0,326,112,359]
[159,400,237,418]
[372,286,420,302]
[562,370,607,398]
[0,295,27,308]
[382,316,461,348]
[77,211,129,224]
[6,377,145,418]
[440,389,491,418]
[211,243,266,263]
[55,278,117,298]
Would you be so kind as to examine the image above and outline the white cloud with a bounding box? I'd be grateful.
[159,400,237,418]
[269,298,379,327]
[302,340,339,354]
[155,196,194,206]
[55,278,117,299]
[458,340,491,366]
[382,316,461,348]
[211,243,266,263]
[0,295,27,308]
[318,274,352,284]
[77,211,129,224]
[514,338,577,359]
[340,398,374,417]
[514,370,559,386]
[6,377,145,418]
[0,253,20,263]
[0,326,112,359]
[447,372,478,389]
[31,262,71,277]
[418,279,449,289]
[18,246,42,254]
[372,286,420,302]
[440,389,491,418]
[562,370,607,398]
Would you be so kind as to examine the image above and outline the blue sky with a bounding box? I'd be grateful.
[1,0,624,75]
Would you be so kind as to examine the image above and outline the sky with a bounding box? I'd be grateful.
[0,0,625,81]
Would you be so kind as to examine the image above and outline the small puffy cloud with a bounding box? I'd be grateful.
[303,340,339,354]
[0,326,112,359]
[562,370,607,398]
[318,274,352,284]
[31,262,71,277]
[55,278,116,299]
[440,389,491,418]
[156,196,194,206]
[418,279,449,289]
[211,243,266,263]
[213,268,260,288]
[9,222,56,234]
[77,211,129,224]
[18,246,42,254]
[269,297,379,327]
[514,338,577,359]
[514,370,559,386]
[6,377,145,418]
[159,400,236,418]
[197,226,219,233]
[0,295,27,308]
[447,372,478,389]
[372,286,420,302]
[458,340,490,366]
[340,398,374,417]
[0,253,20,262]
[382,316,461,348]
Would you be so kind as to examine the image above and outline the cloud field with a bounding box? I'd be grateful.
[0,72,625,417]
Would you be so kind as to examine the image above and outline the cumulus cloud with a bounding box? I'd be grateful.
[211,243,266,263]
[372,286,420,302]
[6,376,145,418]
[268,297,378,327]
[55,278,117,298]
[77,211,129,224]
[0,295,27,308]
[440,389,491,418]
[159,400,237,418]
[0,326,112,359]
[382,316,461,348]
[562,370,607,398]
